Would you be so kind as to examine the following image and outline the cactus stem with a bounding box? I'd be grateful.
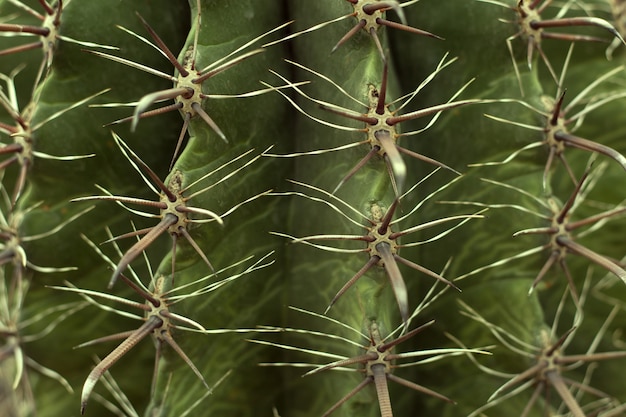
[334,0,441,59]
[2,0,119,89]
[273,60,471,192]
[265,1,438,54]
[77,137,272,288]
[484,0,624,91]
[0,76,107,204]
[462,290,625,416]
[478,59,626,186]
[94,6,289,139]
[280,183,476,318]
[0,196,92,276]
[472,168,624,293]
[307,319,457,416]
[60,260,224,415]
[0,269,83,394]
[255,301,488,413]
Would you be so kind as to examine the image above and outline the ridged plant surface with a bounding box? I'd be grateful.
[0,1,625,417]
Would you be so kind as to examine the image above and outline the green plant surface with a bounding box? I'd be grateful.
[0,0,625,417]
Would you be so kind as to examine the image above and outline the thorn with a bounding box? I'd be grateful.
[192,102,227,143]
[109,213,178,288]
[331,20,366,54]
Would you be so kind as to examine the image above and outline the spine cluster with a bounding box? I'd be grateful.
[0,1,625,416]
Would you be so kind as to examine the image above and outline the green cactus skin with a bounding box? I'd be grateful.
[0,0,626,416]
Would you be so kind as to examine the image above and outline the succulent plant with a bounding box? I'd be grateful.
[1,1,625,416]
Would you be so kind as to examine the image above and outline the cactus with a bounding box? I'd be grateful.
[1,0,626,416]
